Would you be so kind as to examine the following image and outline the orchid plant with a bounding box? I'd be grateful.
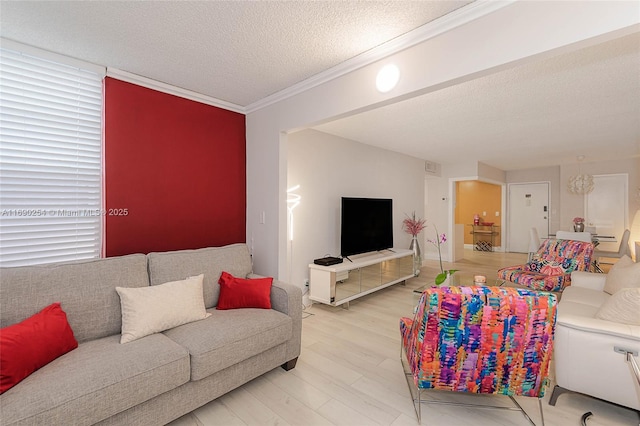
[427,226,458,285]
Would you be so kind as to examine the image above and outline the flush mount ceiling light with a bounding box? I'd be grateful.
[376,64,400,93]
[567,155,594,195]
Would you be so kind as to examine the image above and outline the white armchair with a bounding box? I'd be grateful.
[549,270,640,411]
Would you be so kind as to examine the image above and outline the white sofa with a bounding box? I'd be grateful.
[549,270,640,411]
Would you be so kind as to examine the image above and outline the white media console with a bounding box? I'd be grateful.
[308,249,414,307]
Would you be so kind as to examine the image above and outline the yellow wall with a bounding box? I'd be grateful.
[455,181,502,245]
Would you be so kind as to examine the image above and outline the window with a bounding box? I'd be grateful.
[0,42,105,266]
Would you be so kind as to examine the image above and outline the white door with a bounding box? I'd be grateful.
[508,183,550,253]
[585,174,628,252]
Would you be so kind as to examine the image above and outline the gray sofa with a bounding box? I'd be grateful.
[0,243,302,425]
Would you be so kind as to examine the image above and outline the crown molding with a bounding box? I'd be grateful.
[244,0,515,114]
[106,68,246,114]
[105,1,515,115]
[1,38,106,76]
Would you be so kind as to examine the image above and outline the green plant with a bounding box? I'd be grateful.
[428,226,458,285]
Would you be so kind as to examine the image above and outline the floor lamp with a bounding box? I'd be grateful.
[630,209,640,262]
[286,185,301,283]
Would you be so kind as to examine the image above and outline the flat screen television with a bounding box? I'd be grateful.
[340,197,393,257]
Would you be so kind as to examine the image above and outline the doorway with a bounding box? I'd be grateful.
[454,180,503,250]
[585,174,628,252]
[507,182,550,253]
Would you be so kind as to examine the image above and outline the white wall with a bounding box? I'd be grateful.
[246,1,639,284]
[424,175,451,261]
[505,158,639,252]
[286,129,425,289]
[507,166,562,233]
[506,158,639,235]
[559,158,639,232]
[423,161,509,262]
[421,157,639,262]
[478,162,506,183]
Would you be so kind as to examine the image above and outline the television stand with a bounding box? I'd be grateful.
[308,249,413,308]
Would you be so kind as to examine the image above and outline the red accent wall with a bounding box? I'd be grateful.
[104,77,246,257]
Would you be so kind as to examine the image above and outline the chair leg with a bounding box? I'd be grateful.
[592,259,604,273]
[400,344,422,424]
[417,388,422,424]
[508,395,542,426]
[548,385,571,406]
[580,412,593,426]
[538,398,545,426]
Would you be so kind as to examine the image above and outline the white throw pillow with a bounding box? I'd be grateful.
[595,288,640,326]
[116,274,210,344]
[603,255,640,295]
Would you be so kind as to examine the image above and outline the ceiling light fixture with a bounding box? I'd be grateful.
[567,155,594,195]
[376,64,400,93]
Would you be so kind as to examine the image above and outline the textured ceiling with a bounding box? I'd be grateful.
[0,1,638,171]
[313,32,640,171]
[0,0,469,106]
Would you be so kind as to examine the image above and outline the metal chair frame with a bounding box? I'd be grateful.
[593,229,632,273]
[400,345,545,425]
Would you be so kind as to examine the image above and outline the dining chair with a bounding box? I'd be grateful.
[556,231,592,243]
[528,227,541,261]
[593,229,631,272]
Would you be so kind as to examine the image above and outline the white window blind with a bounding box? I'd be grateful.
[0,45,104,267]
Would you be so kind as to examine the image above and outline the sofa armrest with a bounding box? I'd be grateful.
[247,274,302,364]
[557,313,640,340]
[246,273,302,318]
[554,315,640,410]
[270,279,303,319]
[570,271,607,291]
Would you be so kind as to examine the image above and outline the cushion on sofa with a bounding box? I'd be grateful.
[163,308,292,381]
[596,288,640,325]
[0,334,189,425]
[217,271,272,310]
[116,274,210,343]
[556,286,608,326]
[603,255,640,295]
[561,285,610,309]
[0,254,149,343]
[147,244,253,309]
[0,303,78,394]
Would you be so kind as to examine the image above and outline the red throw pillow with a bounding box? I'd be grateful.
[217,271,273,310]
[0,302,78,394]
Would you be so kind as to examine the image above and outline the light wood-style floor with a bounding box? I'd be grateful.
[169,250,638,426]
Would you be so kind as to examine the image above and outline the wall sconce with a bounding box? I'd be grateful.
[567,155,594,195]
[376,64,400,93]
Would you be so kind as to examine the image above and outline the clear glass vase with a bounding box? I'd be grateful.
[409,235,422,276]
